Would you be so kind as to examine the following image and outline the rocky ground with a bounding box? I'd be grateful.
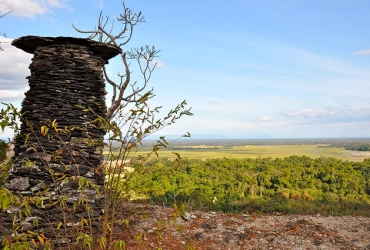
[117,203,370,250]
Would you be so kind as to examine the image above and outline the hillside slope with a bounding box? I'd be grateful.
[119,203,370,249]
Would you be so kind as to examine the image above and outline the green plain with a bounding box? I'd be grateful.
[106,144,370,162]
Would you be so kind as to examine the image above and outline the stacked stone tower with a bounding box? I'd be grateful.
[0,36,121,248]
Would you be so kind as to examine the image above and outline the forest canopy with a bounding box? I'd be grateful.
[127,156,370,216]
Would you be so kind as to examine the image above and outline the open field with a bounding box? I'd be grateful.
[105,141,370,162]
[149,144,370,161]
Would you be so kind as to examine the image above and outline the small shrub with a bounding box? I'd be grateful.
[0,139,7,163]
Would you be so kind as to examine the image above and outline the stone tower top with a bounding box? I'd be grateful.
[11,36,122,61]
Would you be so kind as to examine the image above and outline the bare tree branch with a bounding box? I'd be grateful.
[73,2,160,121]
[0,10,12,51]
[0,10,12,19]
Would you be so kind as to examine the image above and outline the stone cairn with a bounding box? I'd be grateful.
[0,36,121,248]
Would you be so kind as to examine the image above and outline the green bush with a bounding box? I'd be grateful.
[128,156,370,216]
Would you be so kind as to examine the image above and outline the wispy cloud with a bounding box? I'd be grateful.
[213,32,370,78]
[353,49,370,56]
[256,39,370,78]
[285,108,336,118]
[258,115,278,122]
[279,107,370,124]
[138,58,165,69]
[208,100,221,105]
[154,59,165,69]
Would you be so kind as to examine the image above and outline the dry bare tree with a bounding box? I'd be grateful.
[0,10,11,18]
[0,10,12,51]
[73,2,160,121]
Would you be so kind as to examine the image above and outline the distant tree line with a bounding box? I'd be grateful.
[140,138,370,150]
[319,139,370,151]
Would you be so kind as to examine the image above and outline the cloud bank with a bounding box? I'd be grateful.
[0,0,68,18]
[0,90,25,101]
[0,37,31,101]
[280,107,370,124]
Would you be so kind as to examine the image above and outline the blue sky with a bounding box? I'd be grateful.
[1,0,370,139]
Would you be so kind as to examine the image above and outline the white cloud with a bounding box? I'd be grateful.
[173,103,370,138]
[154,60,165,69]
[208,100,221,105]
[258,115,278,122]
[0,0,44,17]
[0,90,25,101]
[280,107,370,124]
[0,0,67,18]
[353,49,370,56]
[0,37,31,100]
[143,58,165,69]
[341,102,351,108]
[286,108,336,118]
[0,127,16,140]
[45,0,65,8]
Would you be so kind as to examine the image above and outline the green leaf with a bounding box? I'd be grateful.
[115,240,126,250]
[0,193,10,212]
[0,120,7,132]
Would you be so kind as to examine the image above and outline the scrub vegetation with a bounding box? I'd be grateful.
[101,138,370,216]
[123,153,370,216]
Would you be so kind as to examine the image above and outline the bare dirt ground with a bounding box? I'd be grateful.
[119,204,370,250]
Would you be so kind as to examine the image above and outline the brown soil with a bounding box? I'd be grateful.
[117,204,370,250]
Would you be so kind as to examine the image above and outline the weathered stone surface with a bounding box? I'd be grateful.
[1,36,120,248]
[11,36,121,61]
[4,177,30,191]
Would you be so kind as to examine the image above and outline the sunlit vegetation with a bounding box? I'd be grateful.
[3,138,370,217]
[126,155,370,216]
